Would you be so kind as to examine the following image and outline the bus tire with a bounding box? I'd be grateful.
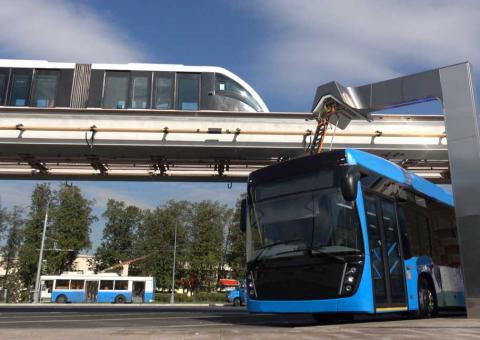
[416,276,437,318]
[233,298,241,307]
[56,294,67,303]
[115,295,126,304]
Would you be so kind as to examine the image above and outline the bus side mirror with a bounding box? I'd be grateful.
[341,166,361,201]
[239,198,247,233]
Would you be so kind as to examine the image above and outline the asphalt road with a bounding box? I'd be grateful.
[0,304,477,339]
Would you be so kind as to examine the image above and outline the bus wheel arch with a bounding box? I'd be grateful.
[55,294,68,303]
[114,294,127,304]
[416,273,438,318]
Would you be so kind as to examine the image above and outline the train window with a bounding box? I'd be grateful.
[177,73,200,110]
[31,70,59,107]
[216,74,262,111]
[0,72,7,105]
[155,75,172,109]
[131,76,149,109]
[9,70,32,106]
[103,71,129,109]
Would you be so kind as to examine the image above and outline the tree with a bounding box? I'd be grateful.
[136,200,191,290]
[0,199,7,242]
[93,199,143,272]
[0,206,25,302]
[187,201,231,293]
[17,183,53,295]
[225,195,246,279]
[44,183,96,274]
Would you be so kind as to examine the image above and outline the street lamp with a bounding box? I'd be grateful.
[33,198,50,304]
[170,221,178,304]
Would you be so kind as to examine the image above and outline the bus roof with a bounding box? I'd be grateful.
[345,148,453,206]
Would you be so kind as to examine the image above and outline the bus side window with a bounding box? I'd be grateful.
[396,206,412,259]
[114,280,128,290]
[100,280,114,290]
[416,214,432,257]
[55,279,70,289]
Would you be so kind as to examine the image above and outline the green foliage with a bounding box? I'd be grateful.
[0,206,25,302]
[188,201,232,292]
[17,183,96,295]
[194,291,226,302]
[136,201,191,290]
[93,199,143,272]
[45,183,96,274]
[17,183,53,290]
[226,195,247,279]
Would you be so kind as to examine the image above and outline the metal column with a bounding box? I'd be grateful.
[312,62,480,317]
[440,63,480,317]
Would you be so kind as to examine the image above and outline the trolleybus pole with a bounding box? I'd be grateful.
[33,198,50,304]
[170,221,178,304]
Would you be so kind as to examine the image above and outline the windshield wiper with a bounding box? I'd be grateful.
[309,247,347,262]
[253,239,302,262]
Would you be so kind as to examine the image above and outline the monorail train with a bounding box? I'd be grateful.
[0,60,269,112]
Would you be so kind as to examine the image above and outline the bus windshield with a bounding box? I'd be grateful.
[250,172,363,261]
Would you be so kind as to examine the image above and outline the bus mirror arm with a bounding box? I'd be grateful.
[341,165,361,201]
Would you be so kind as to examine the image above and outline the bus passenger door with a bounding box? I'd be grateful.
[85,280,98,303]
[132,281,145,303]
[365,194,407,311]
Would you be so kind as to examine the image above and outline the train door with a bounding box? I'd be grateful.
[364,193,407,312]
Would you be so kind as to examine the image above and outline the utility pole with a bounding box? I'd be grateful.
[33,199,50,304]
[170,222,178,304]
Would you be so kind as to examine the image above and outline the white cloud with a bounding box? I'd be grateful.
[248,0,480,110]
[0,0,148,63]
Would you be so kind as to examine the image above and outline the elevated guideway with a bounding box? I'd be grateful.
[0,107,447,181]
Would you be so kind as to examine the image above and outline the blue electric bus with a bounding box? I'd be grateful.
[240,149,464,320]
[40,273,155,304]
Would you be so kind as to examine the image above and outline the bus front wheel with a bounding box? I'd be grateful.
[417,276,437,318]
[56,294,67,303]
[233,298,241,307]
[115,295,126,304]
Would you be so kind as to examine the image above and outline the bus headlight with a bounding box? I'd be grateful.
[340,262,362,296]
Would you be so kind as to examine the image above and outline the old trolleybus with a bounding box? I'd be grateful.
[240,149,464,320]
[40,273,155,304]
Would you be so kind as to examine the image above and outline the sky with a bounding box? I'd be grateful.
[0,0,478,250]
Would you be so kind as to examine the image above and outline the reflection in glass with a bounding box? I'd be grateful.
[9,73,31,106]
[155,76,171,109]
[32,71,59,107]
[131,76,149,109]
[177,74,199,110]
[103,72,129,109]
[0,73,6,104]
